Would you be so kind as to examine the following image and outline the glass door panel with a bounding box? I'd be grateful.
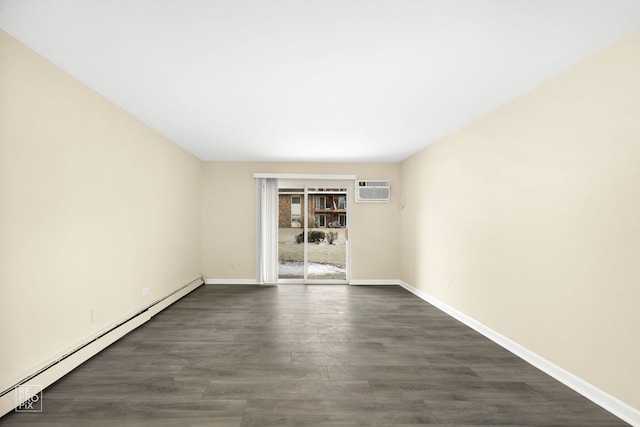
[307,187,347,281]
[278,188,305,280]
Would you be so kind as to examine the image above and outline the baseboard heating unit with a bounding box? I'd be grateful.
[0,276,204,417]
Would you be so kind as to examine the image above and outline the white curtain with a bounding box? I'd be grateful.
[256,177,278,284]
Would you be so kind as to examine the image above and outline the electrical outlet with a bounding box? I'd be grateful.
[142,287,149,296]
[443,281,449,290]
[90,308,98,322]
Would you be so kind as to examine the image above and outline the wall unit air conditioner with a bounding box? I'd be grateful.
[355,180,390,203]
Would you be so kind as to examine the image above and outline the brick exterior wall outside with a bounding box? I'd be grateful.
[278,193,346,228]
[279,194,292,227]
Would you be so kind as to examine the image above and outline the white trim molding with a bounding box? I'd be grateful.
[205,278,261,285]
[397,280,640,426]
[349,279,401,286]
[207,279,401,286]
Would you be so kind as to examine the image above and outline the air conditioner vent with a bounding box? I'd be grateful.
[355,180,390,203]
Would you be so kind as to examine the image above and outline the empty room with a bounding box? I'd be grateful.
[1,1,639,426]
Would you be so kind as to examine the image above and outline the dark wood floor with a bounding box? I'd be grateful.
[0,285,628,426]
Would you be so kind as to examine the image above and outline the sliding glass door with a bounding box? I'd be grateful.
[277,183,349,283]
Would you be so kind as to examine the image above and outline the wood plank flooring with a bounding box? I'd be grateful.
[0,285,629,426]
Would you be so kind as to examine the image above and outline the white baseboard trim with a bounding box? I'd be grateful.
[398,280,640,426]
[349,279,401,286]
[205,278,261,285]
[0,277,204,418]
[205,279,402,286]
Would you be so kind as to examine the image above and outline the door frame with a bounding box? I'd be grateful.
[277,179,351,284]
[255,173,355,285]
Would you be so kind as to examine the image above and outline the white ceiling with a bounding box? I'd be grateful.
[2,1,640,162]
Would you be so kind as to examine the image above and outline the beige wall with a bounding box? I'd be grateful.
[400,31,640,409]
[0,30,203,391]
[201,162,401,280]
